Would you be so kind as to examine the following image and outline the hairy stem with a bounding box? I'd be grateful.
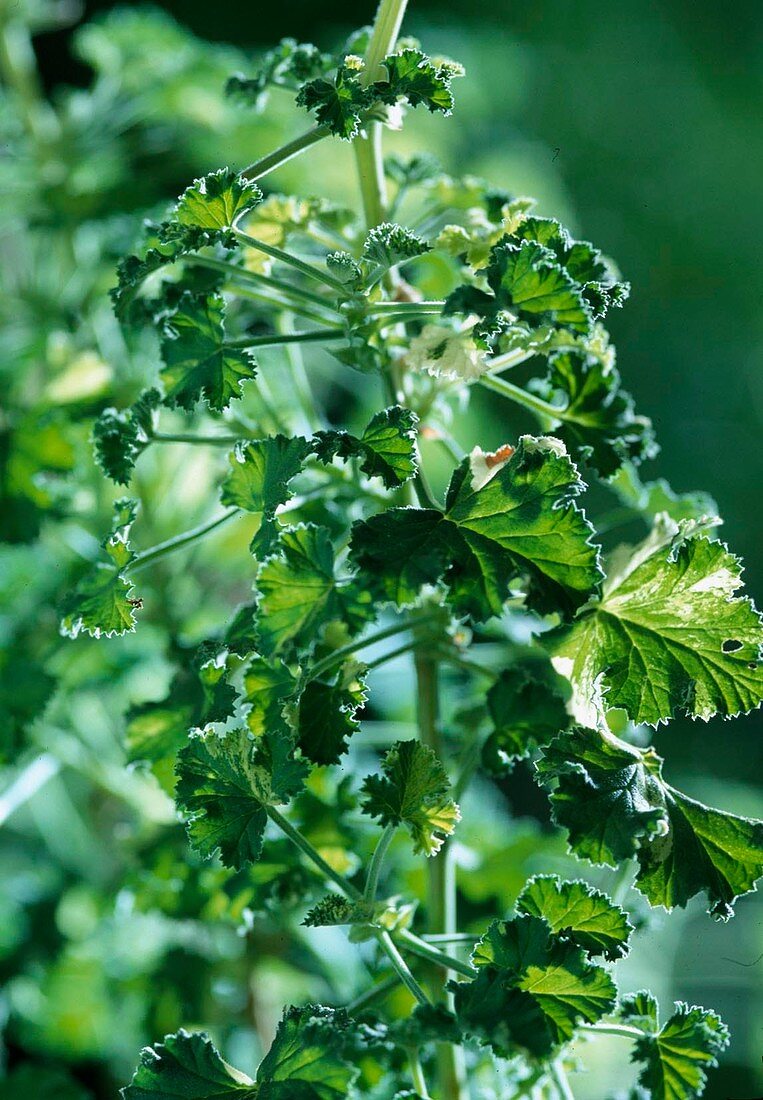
[352,0,409,227]
[232,228,347,292]
[408,1050,432,1098]
[478,371,562,423]
[377,930,430,1005]
[266,804,363,900]
[414,651,469,1099]
[364,823,397,901]
[243,122,332,180]
[127,509,240,573]
[225,327,345,349]
[549,1060,575,1100]
[305,609,444,683]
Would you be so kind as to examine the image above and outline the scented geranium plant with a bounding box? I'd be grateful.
[60,1,763,1096]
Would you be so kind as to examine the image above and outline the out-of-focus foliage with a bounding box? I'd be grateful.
[1,3,761,1098]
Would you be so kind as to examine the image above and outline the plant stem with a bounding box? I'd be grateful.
[266,804,363,900]
[243,123,332,180]
[396,929,474,980]
[408,1050,432,1098]
[478,372,562,423]
[364,639,421,672]
[232,228,347,292]
[182,255,338,315]
[152,432,241,445]
[352,0,409,227]
[414,651,469,1099]
[346,974,400,1013]
[485,346,535,373]
[127,509,240,574]
[421,933,475,945]
[369,300,444,314]
[364,823,396,902]
[549,1061,575,1100]
[306,610,443,683]
[376,930,430,1005]
[225,327,344,349]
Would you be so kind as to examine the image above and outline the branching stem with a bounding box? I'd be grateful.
[364,823,397,901]
[243,123,332,180]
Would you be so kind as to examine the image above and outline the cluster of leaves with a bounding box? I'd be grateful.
[3,4,762,1100]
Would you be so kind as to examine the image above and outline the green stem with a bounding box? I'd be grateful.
[421,933,475,945]
[369,300,444,314]
[183,254,337,313]
[352,0,409,227]
[485,346,535,373]
[396,929,474,980]
[225,328,344,349]
[243,123,332,180]
[364,639,421,672]
[152,432,241,445]
[408,1050,432,1098]
[127,509,240,574]
[414,651,469,1098]
[549,1060,575,1100]
[478,372,562,423]
[306,610,443,683]
[232,228,347,292]
[345,974,400,1013]
[266,804,363,900]
[376,930,430,1006]
[364,823,397,902]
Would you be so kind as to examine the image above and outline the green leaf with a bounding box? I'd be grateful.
[374,48,457,113]
[361,739,460,856]
[361,223,431,271]
[537,350,657,477]
[482,657,571,772]
[160,292,257,411]
[241,655,298,737]
[122,1006,358,1099]
[93,388,160,485]
[326,250,362,287]
[296,661,368,765]
[256,525,339,655]
[313,406,419,489]
[175,726,308,869]
[60,498,141,639]
[220,435,311,551]
[623,996,730,1100]
[122,1029,256,1097]
[296,66,373,139]
[173,167,262,231]
[537,726,763,918]
[351,435,602,621]
[608,463,718,527]
[454,912,616,1057]
[126,645,236,780]
[547,517,763,726]
[255,1004,359,1098]
[516,874,633,960]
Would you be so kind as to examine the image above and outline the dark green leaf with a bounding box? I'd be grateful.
[361,739,460,855]
[351,435,602,620]
[537,726,763,918]
[161,292,257,411]
[516,874,633,960]
[175,726,308,869]
[296,66,373,139]
[313,405,418,489]
[297,661,367,765]
[482,657,571,772]
[93,388,160,485]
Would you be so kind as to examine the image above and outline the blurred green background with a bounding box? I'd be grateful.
[2,2,761,1097]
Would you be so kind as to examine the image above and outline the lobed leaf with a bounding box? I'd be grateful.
[537,726,763,918]
[547,517,763,726]
[313,405,418,489]
[361,739,460,855]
